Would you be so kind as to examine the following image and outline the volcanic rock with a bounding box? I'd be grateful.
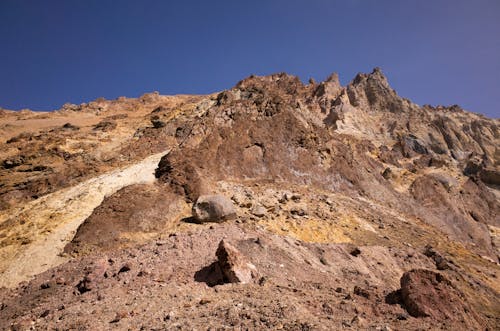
[399,269,480,326]
[215,240,257,284]
[192,195,237,223]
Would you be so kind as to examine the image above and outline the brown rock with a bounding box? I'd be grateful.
[151,115,166,128]
[423,245,451,270]
[251,204,267,218]
[93,120,117,132]
[399,269,480,325]
[353,286,370,299]
[480,166,500,185]
[216,240,257,284]
[2,155,25,169]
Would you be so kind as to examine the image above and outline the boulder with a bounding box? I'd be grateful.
[399,269,479,325]
[398,134,429,157]
[192,195,236,223]
[216,240,257,284]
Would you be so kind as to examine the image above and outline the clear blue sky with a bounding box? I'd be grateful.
[0,0,499,118]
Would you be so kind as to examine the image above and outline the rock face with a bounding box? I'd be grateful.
[215,240,257,284]
[154,68,499,260]
[192,195,237,223]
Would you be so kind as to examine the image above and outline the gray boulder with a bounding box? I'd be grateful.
[192,195,237,223]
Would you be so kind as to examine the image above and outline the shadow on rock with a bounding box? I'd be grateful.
[385,289,402,305]
[194,261,224,287]
[181,216,199,224]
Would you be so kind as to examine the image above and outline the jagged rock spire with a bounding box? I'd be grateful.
[347,67,409,113]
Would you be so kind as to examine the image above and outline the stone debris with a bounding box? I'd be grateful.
[251,204,267,218]
[76,258,109,294]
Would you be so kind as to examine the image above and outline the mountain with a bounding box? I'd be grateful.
[0,68,498,330]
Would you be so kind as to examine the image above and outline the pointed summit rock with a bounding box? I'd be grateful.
[346,67,412,113]
[314,72,342,100]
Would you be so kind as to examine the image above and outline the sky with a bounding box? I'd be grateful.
[0,0,499,118]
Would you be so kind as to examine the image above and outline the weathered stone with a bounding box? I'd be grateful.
[251,205,267,218]
[93,120,117,132]
[399,134,429,157]
[216,240,257,284]
[151,115,166,128]
[381,167,394,180]
[2,156,25,169]
[399,269,478,323]
[353,285,370,299]
[423,245,451,270]
[192,195,237,223]
[290,205,307,216]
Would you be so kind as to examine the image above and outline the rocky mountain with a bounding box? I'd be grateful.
[0,68,498,330]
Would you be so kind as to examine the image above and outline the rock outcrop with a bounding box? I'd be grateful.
[154,68,499,260]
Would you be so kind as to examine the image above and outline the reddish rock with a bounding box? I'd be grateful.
[216,240,257,284]
[399,269,480,326]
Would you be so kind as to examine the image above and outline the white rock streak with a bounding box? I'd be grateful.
[0,150,168,288]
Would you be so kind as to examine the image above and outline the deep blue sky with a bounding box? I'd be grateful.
[0,0,499,118]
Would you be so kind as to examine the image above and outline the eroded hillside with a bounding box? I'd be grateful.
[0,69,498,330]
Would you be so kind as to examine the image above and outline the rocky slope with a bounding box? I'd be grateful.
[0,68,499,330]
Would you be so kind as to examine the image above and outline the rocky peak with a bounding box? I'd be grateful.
[347,67,410,113]
[235,73,305,97]
[313,72,342,101]
[351,67,389,86]
[325,72,340,84]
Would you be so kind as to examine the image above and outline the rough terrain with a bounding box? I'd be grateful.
[0,68,499,330]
